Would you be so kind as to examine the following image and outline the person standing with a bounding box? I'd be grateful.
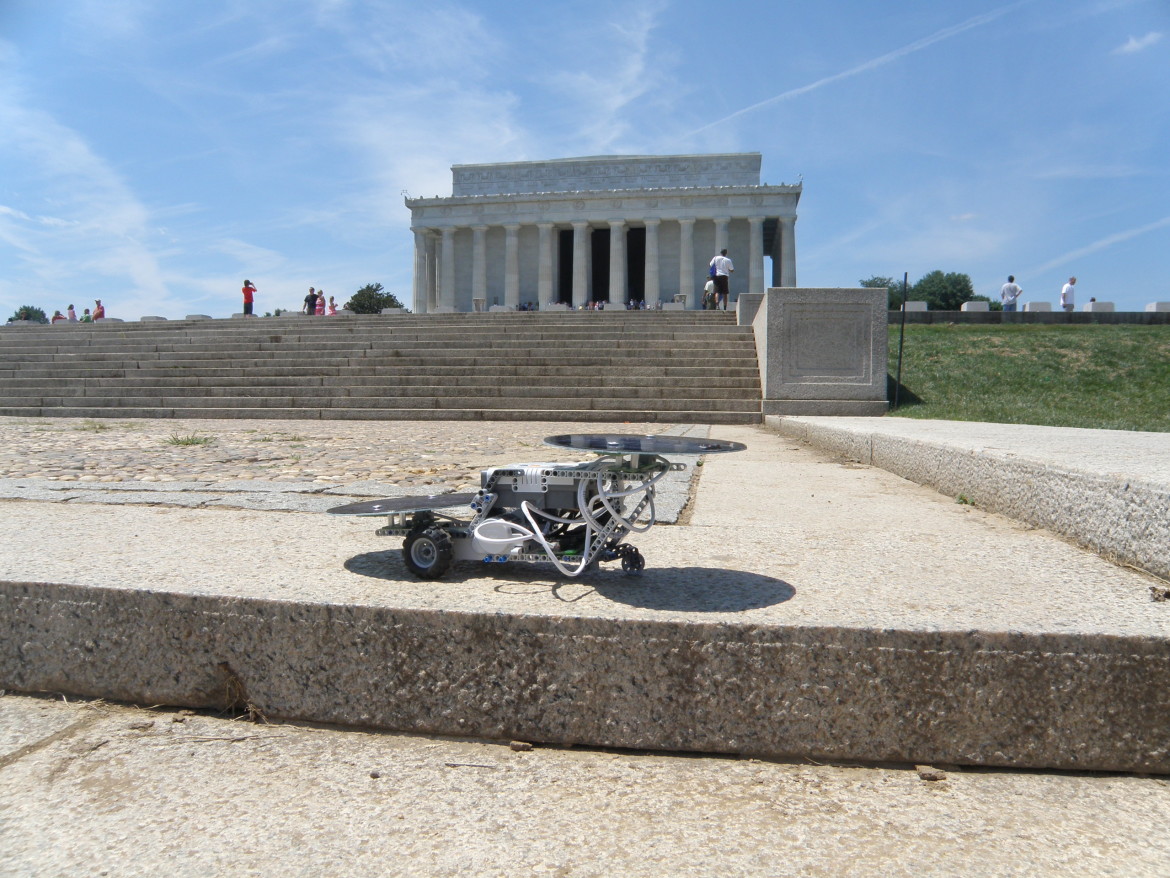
[67,304,78,322]
[242,279,257,316]
[709,249,734,310]
[315,289,326,315]
[1060,276,1077,312]
[303,287,318,315]
[1000,276,1022,312]
[327,296,337,315]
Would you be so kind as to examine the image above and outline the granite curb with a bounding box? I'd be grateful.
[767,416,1170,582]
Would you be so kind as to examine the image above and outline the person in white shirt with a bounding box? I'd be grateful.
[709,249,734,310]
[1000,276,1022,312]
[1060,276,1077,312]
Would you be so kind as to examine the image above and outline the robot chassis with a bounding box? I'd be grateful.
[329,434,747,580]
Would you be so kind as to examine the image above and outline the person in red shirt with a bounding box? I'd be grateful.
[242,279,257,316]
[93,300,105,320]
[315,289,326,315]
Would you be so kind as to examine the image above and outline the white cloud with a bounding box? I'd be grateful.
[1113,32,1163,54]
[1029,215,1170,274]
[687,1,1032,138]
[543,3,671,153]
[0,74,170,302]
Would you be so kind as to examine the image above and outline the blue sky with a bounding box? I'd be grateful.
[1,0,1167,319]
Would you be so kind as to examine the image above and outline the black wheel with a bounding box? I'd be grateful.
[403,527,454,579]
[619,545,645,576]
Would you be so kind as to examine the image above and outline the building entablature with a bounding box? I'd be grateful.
[406,183,801,231]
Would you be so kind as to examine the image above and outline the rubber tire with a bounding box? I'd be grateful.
[403,527,454,579]
[620,546,645,575]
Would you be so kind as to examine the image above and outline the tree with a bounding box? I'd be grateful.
[7,305,49,324]
[344,283,406,314]
[860,275,906,310]
[912,270,975,311]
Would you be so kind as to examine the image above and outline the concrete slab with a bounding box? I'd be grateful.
[2,425,1167,772]
[767,416,1170,580]
[3,694,1169,877]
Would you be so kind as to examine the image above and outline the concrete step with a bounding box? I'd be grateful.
[0,405,763,423]
[12,394,759,413]
[0,312,763,423]
[1,374,763,390]
[0,383,758,401]
[2,422,1164,774]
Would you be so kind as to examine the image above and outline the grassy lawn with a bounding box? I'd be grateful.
[887,324,1170,432]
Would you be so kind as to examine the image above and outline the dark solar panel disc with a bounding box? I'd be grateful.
[543,434,747,455]
[327,492,477,516]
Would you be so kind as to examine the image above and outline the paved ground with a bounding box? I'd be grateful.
[3,693,1169,878]
[2,415,1169,875]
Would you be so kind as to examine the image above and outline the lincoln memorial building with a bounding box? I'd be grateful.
[404,153,800,313]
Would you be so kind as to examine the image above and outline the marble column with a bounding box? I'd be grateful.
[643,219,660,308]
[440,227,456,310]
[537,222,554,306]
[714,217,730,254]
[748,216,764,295]
[780,217,797,287]
[504,224,520,309]
[572,221,589,308]
[412,229,428,313]
[472,225,488,308]
[678,218,695,309]
[608,220,627,307]
[425,233,438,312]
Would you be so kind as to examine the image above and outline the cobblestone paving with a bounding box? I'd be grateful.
[0,416,675,493]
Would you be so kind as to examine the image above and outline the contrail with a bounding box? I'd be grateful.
[1030,215,1170,275]
[688,2,1030,137]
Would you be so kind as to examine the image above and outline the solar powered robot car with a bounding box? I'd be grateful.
[328,433,746,579]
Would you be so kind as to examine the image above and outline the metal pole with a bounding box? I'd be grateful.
[894,272,908,410]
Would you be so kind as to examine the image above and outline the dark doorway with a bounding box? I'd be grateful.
[626,227,646,303]
[557,229,573,303]
[590,229,610,302]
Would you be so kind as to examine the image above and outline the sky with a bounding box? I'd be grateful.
[1,0,1167,320]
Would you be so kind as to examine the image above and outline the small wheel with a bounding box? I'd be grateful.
[403,527,454,579]
[619,546,645,576]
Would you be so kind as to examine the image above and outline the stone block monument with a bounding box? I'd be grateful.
[752,287,888,416]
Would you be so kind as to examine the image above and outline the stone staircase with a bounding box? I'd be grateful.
[0,312,763,424]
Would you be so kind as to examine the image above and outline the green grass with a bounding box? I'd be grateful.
[166,434,215,446]
[887,324,1170,432]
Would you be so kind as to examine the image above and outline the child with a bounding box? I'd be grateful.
[327,296,337,315]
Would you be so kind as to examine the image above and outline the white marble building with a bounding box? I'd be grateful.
[404,153,800,312]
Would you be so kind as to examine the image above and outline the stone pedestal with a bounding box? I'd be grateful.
[1083,301,1115,312]
[1024,302,1051,312]
[1146,302,1170,313]
[901,301,928,312]
[140,316,168,322]
[754,288,888,416]
[960,301,989,312]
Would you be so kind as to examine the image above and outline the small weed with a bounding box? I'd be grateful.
[77,420,110,432]
[956,494,974,505]
[166,434,214,446]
